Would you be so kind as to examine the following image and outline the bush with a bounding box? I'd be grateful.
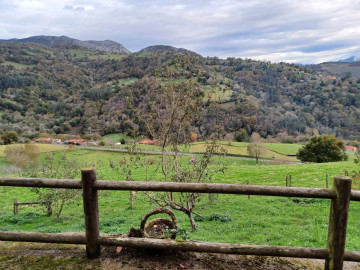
[235,130,249,142]
[297,135,348,163]
[1,131,18,145]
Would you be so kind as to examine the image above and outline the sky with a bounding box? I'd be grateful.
[1,0,360,64]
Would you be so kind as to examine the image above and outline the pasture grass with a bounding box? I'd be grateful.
[0,61,30,69]
[0,148,359,251]
[116,77,139,86]
[264,143,303,155]
[203,85,233,102]
[0,144,68,157]
[101,133,140,145]
[190,142,299,161]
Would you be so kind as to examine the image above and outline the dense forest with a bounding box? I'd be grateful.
[1,42,360,141]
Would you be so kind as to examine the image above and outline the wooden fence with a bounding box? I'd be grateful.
[13,197,39,214]
[0,169,360,270]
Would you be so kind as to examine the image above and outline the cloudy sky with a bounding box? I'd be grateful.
[1,0,360,63]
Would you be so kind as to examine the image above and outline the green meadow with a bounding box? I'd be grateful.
[0,145,359,252]
[0,144,67,157]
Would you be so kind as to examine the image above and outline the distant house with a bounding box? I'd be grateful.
[87,141,98,146]
[137,139,159,145]
[345,146,357,152]
[35,137,52,143]
[35,138,61,144]
[65,139,87,145]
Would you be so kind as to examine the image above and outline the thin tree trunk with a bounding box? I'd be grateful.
[46,202,53,216]
[130,191,134,208]
[187,211,196,230]
[57,199,66,219]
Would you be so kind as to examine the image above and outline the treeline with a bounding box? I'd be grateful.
[1,42,360,141]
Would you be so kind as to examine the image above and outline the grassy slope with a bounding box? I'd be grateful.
[0,147,359,252]
[0,144,68,157]
[190,142,300,161]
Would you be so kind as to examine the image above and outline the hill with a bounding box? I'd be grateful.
[1,41,360,141]
[338,56,360,62]
[138,45,201,56]
[308,61,360,79]
[0,35,131,54]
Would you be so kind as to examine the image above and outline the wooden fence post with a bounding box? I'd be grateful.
[13,197,18,214]
[289,175,292,187]
[286,176,288,187]
[82,168,100,259]
[324,175,352,270]
[326,171,329,189]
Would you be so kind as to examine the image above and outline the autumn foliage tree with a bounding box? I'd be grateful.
[1,131,19,145]
[4,144,39,174]
[247,132,265,164]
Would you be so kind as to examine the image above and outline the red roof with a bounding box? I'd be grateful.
[137,139,159,145]
[345,146,357,151]
[35,137,52,142]
[68,139,87,143]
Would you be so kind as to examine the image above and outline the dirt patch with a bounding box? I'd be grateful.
[0,242,359,270]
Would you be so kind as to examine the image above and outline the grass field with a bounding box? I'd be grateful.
[203,85,233,102]
[0,61,30,69]
[101,133,141,145]
[0,147,359,252]
[117,77,139,86]
[190,142,300,161]
[0,144,68,157]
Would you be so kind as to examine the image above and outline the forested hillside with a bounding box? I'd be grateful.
[1,42,360,141]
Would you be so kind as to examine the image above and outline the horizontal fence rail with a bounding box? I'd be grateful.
[0,172,360,270]
[1,177,360,201]
[0,231,359,262]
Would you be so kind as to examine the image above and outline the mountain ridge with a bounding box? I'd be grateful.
[338,56,360,62]
[138,45,201,56]
[1,41,360,140]
[0,35,132,54]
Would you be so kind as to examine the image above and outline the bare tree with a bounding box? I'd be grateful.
[134,57,226,230]
[109,144,142,209]
[24,153,84,218]
[247,133,266,164]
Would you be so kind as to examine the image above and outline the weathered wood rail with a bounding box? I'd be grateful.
[13,197,39,214]
[0,170,360,270]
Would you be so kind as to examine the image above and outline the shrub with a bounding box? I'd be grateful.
[297,135,348,163]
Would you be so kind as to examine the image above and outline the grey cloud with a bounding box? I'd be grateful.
[64,5,85,12]
[1,0,360,63]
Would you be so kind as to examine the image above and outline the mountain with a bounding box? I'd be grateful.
[308,61,360,79]
[139,45,201,56]
[1,41,360,140]
[338,56,360,62]
[0,35,131,54]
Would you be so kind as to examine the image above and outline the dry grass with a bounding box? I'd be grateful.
[0,144,68,157]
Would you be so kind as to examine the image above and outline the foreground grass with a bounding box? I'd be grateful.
[0,148,359,252]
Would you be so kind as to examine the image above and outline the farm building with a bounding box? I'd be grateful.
[345,145,357,152]
[137,139,159,145]
[64,139,87,145]
[35,138,62,144]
